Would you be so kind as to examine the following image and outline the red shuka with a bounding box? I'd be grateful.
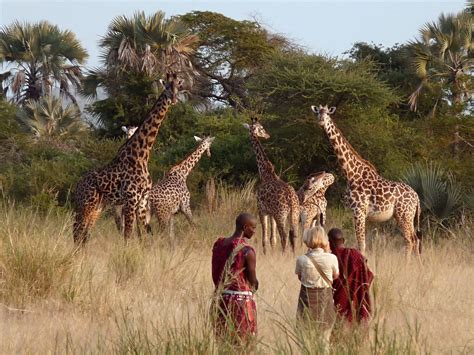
[332,247,374,323]
[211,237,257,340]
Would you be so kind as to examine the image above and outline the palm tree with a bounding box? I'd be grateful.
[17,96,87,141]
[82,10,198,99]
[408,12,474,110]
[407,11,474,153]
[0,21,88,104]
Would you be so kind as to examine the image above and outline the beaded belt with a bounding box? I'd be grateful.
[222,290,253,296]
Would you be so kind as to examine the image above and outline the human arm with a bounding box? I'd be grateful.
[244,248,259,291]
[295,256,302,281]
[332,255,339,280]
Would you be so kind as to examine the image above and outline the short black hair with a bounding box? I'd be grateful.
[236,213,256,230]
[328,228,344,241]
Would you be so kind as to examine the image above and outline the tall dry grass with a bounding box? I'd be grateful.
[0,185,473,354]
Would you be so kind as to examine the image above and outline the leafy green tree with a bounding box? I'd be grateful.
[16,96,87,142]
[179,11,290,109]
[82,11,198,136]
[0,21,87,103]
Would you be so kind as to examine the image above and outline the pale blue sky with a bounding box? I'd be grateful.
[1,0,466,68]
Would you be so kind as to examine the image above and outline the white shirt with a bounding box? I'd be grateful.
[295,248,339,289]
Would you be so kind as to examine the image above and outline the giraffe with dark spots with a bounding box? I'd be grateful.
[311,105,422,259]
[73,73,183,244]
[244,118,300,253]
[148,136,215,237]
[298,171,335,230]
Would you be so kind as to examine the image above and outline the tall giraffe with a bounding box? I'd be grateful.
[310,105,422,258]
[73,73,182,244]
[243,118,300,253]
[298,171,335,230]
[148,136,215,237]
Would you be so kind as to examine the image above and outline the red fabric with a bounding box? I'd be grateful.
[211,237,257,339]
[332,247,374,323]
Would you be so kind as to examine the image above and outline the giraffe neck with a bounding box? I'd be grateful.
[120,90,173,163]
[169,144,208,179]
[249,133,277,181]
[323,118,378,182]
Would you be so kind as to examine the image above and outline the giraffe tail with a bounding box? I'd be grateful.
[415,197,422,254]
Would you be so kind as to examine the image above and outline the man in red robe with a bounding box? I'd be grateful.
[211,213,258,344]
[328,228,374,323]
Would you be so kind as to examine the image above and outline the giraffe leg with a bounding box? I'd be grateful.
[289,209,299,253]
[181,201,196,229]
[275,219,288,253]
[270,217,277,248]
[112,206,123,232]
[259,213,268,254]
[396,214,417,262]
[136,197,152,236]
[122,203,138,241]
[73,190,101,245]
[353,209,367,255]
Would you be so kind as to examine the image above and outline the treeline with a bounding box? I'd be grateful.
[0,9,472,222]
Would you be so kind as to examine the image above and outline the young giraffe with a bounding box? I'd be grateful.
[310,105,422,258]
[147,136,215,237]
[73,73,183,244]
[298,171,335,230]
[243,118,300,253]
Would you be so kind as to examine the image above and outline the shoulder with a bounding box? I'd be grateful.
[325,252,339,264]
[212,237,225,250]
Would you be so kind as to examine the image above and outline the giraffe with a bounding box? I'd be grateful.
[243,118,300,253]
[297,171,335,231]
[147,136,215,237]
[310,105,422,258]
[73,73,183,244]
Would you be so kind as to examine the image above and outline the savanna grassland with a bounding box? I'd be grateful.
[1,185,472,354]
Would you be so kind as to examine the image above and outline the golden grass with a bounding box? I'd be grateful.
[0,188,473,354]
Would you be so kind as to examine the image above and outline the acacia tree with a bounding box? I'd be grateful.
[179,11,290,109]
[0,21,88,104]
[82,11,198,135]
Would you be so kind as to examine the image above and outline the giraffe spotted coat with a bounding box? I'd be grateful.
[297,171,335,230]
[73,73,183,244]
[148,136,215,236]
[311,105,422,259]
[244,118,300,253]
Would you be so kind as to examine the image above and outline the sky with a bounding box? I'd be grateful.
[0,0,466,68]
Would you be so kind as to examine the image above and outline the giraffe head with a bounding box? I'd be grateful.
[121,126,138,139]
[194,136,215,157]
[300,171,335,202]
[243,118,270,140]
[159,73,184,104]
[310,105,336,126]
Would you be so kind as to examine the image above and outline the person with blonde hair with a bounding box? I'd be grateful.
[295,226,339,350]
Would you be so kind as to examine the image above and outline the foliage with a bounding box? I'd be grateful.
[248,51,399,116]
[179,11,290,109]
[82,11,198,136]
[16,96,88,142]
[403,162,464,227]
[406,11,474,115]
[0,21,87,103]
